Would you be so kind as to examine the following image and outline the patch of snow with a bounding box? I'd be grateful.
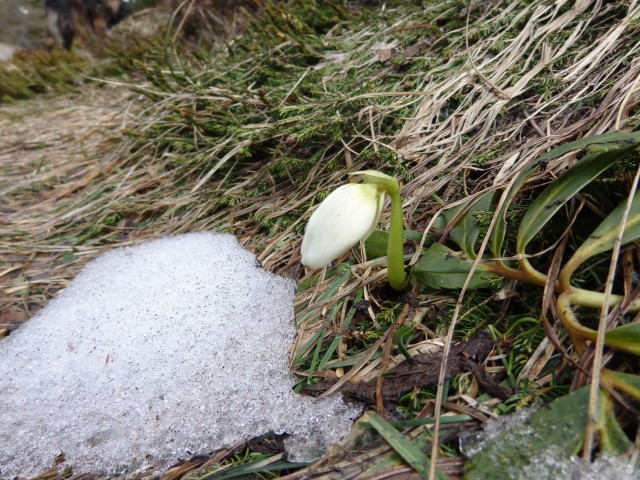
[461,408,639,479]
[566,456,639,480]
[0,233,359,477]
[459,408,536,458]
[522,453,638,479]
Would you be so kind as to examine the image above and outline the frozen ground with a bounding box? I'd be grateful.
[0,233,359,477]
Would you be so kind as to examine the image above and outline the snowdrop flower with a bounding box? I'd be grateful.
[301,183,383,269]
[301,170,409,291]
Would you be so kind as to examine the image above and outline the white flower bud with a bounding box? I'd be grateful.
[301,183,382,269]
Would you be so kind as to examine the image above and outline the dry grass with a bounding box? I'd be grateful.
[2,0,640,477]
[0,84,139,335]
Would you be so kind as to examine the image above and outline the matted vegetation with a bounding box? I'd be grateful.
[2,0,640,478]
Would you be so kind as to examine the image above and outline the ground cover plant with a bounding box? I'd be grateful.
[2,0,640,478]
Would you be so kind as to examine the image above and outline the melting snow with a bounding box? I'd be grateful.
[0,233,359,477]
[525,454,639,480]
[461,408,639,479]
[459,408,536,458]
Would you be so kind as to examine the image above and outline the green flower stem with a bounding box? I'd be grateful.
[353,170,409,292]
[387,188,409,291]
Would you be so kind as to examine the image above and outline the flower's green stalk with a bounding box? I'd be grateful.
[351,170,409,292]
[386,188,409,291]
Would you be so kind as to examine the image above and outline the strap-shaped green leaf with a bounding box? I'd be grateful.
[603,322,640,356]
[602,369,640,401]
[536,130,640,160]
[491,131,640,258]
[491,168,533,258]
[444,191,494,259]
[569,191,640,264]
[516,143,638,255]
[412,243,499,289]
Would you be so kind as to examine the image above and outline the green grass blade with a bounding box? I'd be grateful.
[388,414,472,428]
[318,336,342,371]
[316,268,352,302]
[293,328,325,365]
[365,412,448,480]
[341,289,362,330]
[324,349,383,368]
[308,328,327,380]
[200,453,309,479]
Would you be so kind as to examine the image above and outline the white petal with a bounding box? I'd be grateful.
[301,183,380,269]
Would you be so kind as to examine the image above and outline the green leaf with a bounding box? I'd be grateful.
[602,322,640,356]
[602,369,640,401]
[570,191,640,264]
[465,387,589,479]
[316,267,352,301]
[412,243,499,289]
[516,144,638,255]
[365,412,448,480]
[597,390,632,455]
[491,168,533,258]
[363,229,426,259]
[491,131,640,258]
[364,229,390,259]
[536,131,640,161]
[445,191,494,259]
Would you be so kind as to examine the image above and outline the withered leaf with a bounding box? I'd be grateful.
[301,334,512,406]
